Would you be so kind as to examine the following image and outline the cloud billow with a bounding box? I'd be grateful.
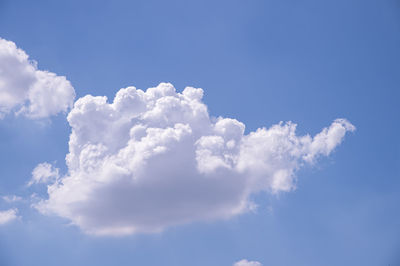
[35,83,355,236]
[0,38,75,119]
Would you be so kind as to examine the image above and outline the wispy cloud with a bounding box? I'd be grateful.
[0,208,19,225]
[28,162,60,187]
[2,195,23,203]
[233,259,262,266]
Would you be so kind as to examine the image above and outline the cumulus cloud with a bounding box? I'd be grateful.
[0,38,75,118]
[34,83,355,235]
[28,162,60,186]
[0,209,18,225]
[233,259,262,266]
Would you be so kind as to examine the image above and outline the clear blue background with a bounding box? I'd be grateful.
[0,0,399,265]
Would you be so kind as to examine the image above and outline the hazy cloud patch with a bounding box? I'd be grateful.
[0,209,18,225]
[28,162,60,187]
[233,259,262,266]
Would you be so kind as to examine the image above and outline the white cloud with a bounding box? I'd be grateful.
[233,259,262,266]
[0,209,18,225]
[2,195,23,203]
[0,38,75,118]
[28,162,60,186]
[34,83,355,236]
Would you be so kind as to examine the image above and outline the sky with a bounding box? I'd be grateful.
[0,0,399,265]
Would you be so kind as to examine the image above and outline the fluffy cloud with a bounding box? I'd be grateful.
[28,162,60,186]
[0,209,18,225]
[0,38,75,118]
[35,83,355,235]
[233,259,262,266]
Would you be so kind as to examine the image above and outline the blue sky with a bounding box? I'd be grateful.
[0,0,399,265]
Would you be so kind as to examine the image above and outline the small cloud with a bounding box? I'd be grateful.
[2,195,23,203]
[233,259,262,266]
[28,162,59,187]
[0,209,19,225]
